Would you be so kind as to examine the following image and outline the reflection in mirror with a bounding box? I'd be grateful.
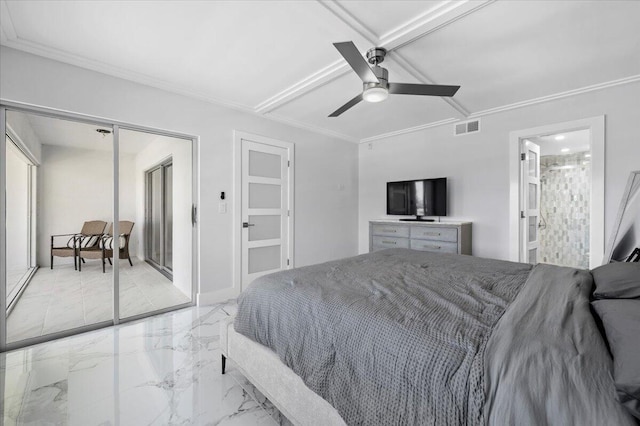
[118,129,192,320]
[5,110,113,343]
[5,132,36,309]
[606,170,640,263]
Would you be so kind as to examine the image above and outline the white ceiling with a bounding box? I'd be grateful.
[1,1,639,143]
[528,129,590,157]
[7,110,177,154]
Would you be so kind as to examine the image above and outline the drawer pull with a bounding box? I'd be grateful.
[383,229,397,233]
[382,240,397,245]
[423,245,441,249]
[423,232,440,236]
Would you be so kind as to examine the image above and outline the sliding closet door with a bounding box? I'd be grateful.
[5,110,114,346]
[118,129,192,320]
[1,104,197,351]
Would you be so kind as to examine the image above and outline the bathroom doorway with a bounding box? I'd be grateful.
[509,116,605,268]
[526,130,591,268]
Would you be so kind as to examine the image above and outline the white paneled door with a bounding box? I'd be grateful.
[521,139,541,264]
[241,138,292,288]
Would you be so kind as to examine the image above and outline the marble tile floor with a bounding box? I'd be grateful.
[1,300,290,425]
[7,258,191,343]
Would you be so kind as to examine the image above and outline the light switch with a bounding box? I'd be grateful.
[218,202,227,214]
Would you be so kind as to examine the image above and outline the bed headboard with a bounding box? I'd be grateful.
[605,170,640,263]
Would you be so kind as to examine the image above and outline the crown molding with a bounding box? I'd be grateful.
[380,0,495,50]
[256,0,486,115]
[0,37,256,112]
[359,74,640,143]
[254,59,350,113]
[0,1,16,42]
[265,112,359,143]
[0,30,363,145]
[360,118,459,143]
[468,74,640,119]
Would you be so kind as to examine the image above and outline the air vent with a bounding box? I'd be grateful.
[454,119,480,136]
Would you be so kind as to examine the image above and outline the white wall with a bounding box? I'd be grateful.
[359,82,640,261]
[38,144,136,266]
[0,46,359,302]
[132,134,192,297]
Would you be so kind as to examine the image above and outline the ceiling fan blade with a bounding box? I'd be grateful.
[333,41,379,84]
[329,93,363,117]
[388,83,460,97]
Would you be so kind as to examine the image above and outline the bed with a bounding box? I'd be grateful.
[221,248,639,425]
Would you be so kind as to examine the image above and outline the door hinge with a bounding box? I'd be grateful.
[191,205,197,225]
[287,160,290,167]
[520,153,526,161]
[287,210,290,217]
[287,259,290,266]
[520,211,525,219]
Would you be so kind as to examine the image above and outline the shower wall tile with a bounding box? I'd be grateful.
[539,153,590,269]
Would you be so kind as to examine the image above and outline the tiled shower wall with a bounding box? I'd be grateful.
[539,153,590,269]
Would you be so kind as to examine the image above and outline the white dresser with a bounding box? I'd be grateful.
[369,220,472,255]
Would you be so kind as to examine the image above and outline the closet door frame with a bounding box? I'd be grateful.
[0,100,199,352]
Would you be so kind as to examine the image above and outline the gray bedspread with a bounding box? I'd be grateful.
[234,249,532,425]
[484,264,636,425]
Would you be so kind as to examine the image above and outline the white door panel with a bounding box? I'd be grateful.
[521,140,541,264]
[241,139,291,287]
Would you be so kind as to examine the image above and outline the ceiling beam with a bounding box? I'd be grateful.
[255,0,494,115]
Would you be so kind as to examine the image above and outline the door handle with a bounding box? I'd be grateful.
[243,222,255,228]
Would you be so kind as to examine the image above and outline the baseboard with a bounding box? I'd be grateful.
[197,286,240,306]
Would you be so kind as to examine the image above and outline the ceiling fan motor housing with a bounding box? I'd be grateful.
[364,66,389,92]
[366,47,387,65]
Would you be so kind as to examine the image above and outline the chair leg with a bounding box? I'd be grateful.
[51,255,53,270]
[221,354,226,374]
[79,256,82,272]
[81,258,86,264]
[107,258,112,265]
[128,256,133,267]
[74,253,77,271]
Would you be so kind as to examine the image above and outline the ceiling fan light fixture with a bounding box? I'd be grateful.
[363,86,388,103]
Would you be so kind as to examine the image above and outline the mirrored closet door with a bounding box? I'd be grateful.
[1,105,196,351]
[117,129,193,321]
[4,110,114,346]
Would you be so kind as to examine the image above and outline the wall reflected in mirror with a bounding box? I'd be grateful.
[607,170,640,262]
[118,128,192,320]
[5,110,114,343]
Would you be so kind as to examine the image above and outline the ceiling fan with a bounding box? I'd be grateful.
[329,41,460,117]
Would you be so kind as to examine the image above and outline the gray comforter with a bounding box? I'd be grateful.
[234,249,635,425]
[235,249,532,424]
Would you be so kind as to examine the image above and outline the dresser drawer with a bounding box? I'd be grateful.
[410,226,458,242]
[410,239,458,253]
[372,224,410,238]
[372,236,410,250]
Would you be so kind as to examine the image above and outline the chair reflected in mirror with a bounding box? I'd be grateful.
[50,220,107,270]
[78,221,135,273]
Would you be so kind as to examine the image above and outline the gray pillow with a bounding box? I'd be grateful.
[592,299,640,420]
[591,262,640,299]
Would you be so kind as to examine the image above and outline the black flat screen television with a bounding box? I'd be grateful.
[386,178,447,220]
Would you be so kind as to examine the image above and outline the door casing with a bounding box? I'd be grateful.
[233,131,294,293]
[508,116,605,268]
